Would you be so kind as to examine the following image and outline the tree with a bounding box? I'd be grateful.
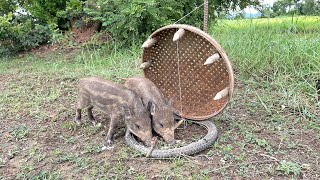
[0,0,18,15]
[272,0,295,16]
[83,0,261,44]
[256,3,272,17]
[302,0,320,15]
[22,0,67,24]
[272,0,320,16]
[0,0,263,55]
[0,0,52,57]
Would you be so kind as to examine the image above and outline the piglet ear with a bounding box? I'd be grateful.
[167,98,173,107]
[123,107,131,119]
[147,101,156,116]
[141,98,146,107]
[133,99,141,111]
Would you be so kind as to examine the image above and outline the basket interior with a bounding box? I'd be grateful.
[142,25,233,120]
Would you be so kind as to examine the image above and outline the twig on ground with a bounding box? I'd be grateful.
[297,143,314,152]
[180,154,205,166]
[278,137,283,151]
[255,92,272,115]
[146,137,158,158]
[196,154,212,160]
[259,153,279,161]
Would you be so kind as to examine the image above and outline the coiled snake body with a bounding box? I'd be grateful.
[125,120,217,158]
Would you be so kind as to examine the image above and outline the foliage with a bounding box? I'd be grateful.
[255,3,273,18]
[0,0,64,57]
[85,0,182,44]
[56,0,104,36]
[302,0,320,15]
[22,0,67,24]
[276,161,301,176]
[0,0,261,56]
[57,0,83,20]
[213,0,260,12]
[210,16,320,114]
[84,0,259,45]
[0,0,18,15]
[10,125,29,140]
[0,13,51,57]
[272,0,320,16]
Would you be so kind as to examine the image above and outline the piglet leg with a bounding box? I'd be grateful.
[75,108,82,125]
[87,105,96,122]
[105,113,120,146]
[75,93,90,125]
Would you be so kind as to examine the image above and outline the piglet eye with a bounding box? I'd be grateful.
[135,124,140,129]
[159,123,164,128]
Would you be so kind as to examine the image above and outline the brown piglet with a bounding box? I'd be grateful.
[75,77,153,146]
[125,77,178,145]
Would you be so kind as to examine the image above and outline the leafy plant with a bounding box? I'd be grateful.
[32,171,61,180]
[0,157,5,167]
[10,125,29,140]
[29,147,46,162]
[221,144,234,160]
[85,0,182,45]
[0,13,51,57]
[22,0,67,25]
[277,160,301,176]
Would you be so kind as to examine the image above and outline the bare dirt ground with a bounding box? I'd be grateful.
[0,50,319,179]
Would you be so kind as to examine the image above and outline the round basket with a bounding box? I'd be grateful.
[141,24,234,120]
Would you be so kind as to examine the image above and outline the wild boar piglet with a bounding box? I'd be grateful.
[75,77,153,146]
[125,77,178,145]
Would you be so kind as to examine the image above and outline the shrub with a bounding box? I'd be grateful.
[84,0,213,45]
[0,0,259,56]
[22,0,67,25]
[0,13,51,57]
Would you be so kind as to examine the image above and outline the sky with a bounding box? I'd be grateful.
[244,0,276,14]
[263,0,277,5]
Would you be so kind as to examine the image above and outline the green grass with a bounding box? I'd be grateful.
[210,16,320,125]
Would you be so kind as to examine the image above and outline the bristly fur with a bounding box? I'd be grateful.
[125,77,176,145]
[75,77,153,146]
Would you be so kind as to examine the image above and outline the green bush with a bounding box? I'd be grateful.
[22,0,67,25]
[84,0,212,45]
[0,13,51,57]
[0,0,258,56]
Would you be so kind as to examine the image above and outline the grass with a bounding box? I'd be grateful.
[210,15,320,132]
[0,16,319,179]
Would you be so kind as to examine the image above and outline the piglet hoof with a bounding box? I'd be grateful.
[89,117,96,123]
[92,121,102,127]
[106,139,112,144]
[102,140,114,151]
[168,139,176,146]
[74,119,82,126]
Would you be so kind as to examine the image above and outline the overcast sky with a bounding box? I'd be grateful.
[244,0,276,14]
[263,0,277,5]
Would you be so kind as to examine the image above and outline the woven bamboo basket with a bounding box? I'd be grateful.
[141,24,234,120]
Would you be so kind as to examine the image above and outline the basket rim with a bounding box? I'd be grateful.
[142,24,235,120]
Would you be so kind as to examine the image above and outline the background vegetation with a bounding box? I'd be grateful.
[0,0,260,56]
[212,16,319,116]
[1,0,319,57]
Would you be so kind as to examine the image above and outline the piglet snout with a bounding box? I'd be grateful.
[168,139,176,146]
[145,139,152,147]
